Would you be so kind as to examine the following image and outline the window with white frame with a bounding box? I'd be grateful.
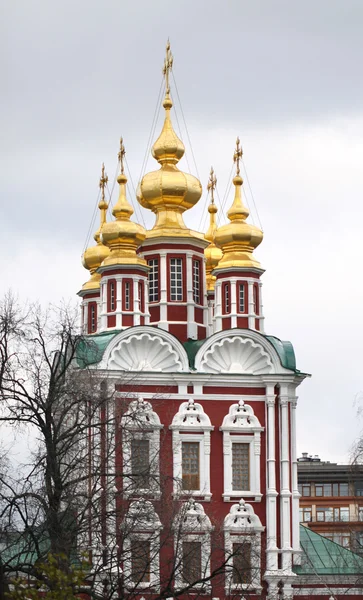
[125,281,131,310]
[123,500,162,591]
[220,400,264,502]
[224,499,264,594]
[170,399,213,500]
[173,500,213,591]
[110,280,116,311]
[121,397,163,498]
[238,283,245,312]
[193,259,200,304]
[170,257,183,301]
[148,259,159,302]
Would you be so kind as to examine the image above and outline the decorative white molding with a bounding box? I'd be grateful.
[173,500,213,591]
[220,400,263,502]
[123,500,162,591]
[194,329,292,375]
[170,400,214,500]
[121,397,163,498]
[224,499,264,593]
[102,326,189,372]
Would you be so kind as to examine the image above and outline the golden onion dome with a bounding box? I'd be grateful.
[100,139,147,268]
[81,164,111,291]
[204,168,223,292]
[137,42,203,240]
[214,139,263,271]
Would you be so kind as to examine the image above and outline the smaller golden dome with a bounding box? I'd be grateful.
[81,164,111,291]
[214,139,263,271]
[100,139,147,268]
[204,168,223,292]
[137,41,203,240]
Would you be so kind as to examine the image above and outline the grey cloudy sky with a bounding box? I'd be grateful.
[2,0,363,462]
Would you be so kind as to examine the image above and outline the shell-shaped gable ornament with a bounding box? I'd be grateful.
[108,332,186,372]
[199,336,273,374]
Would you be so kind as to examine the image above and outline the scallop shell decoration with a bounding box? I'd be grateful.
[108,332,184,372]
[199,336,273,374]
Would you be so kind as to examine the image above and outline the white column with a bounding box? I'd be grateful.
[214,281,222,332]
[133,278,140,326]
[144,278,150,325]
[159,253,168,329]
[100,282,107,330]
[83,300,89,333]
[186,253,197,339]
[230,281,237,328]
[116,279,122,328]
[265,385,278,571]
[258,280,265,333]
[248,280,255,329]
[290,395,301,564]
[279,384,292,573]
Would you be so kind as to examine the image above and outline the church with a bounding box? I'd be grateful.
[77,43,363,599]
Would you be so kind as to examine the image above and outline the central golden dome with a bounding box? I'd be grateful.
[137,43,203,240]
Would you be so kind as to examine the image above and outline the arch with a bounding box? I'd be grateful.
[101,325,190,372]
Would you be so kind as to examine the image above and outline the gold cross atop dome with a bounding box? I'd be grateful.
[207,167,217,204]
[233,137,243,176]
[163,40,173,96]
[118,137,126,175]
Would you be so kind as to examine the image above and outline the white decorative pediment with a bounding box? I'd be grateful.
[199,336,272,374]
[102,326,189,372]
[124,500,162,532]
[173,500,213,533]
[220,400,263,432]
[121,397,162,430]
[224,499,264,532]
[170,399,213,430]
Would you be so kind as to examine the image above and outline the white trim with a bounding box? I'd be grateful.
[220,400,263,502]
[170,400,214,500]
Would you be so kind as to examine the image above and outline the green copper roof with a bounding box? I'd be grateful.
[295,525,363,575]
[75,328,300,373]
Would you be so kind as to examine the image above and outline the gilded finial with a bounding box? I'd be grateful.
[207,167,217,204]
[233,137,243,176]
[118,137,126,175]
[163,39,173,96]
[95,163,109,241]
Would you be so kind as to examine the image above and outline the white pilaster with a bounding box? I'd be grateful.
[265,385,278,571]
[186,254,197,339]
[290,395,301,564]
[248,280,255,329]
[279,384,292,572]
[116,280,122,328]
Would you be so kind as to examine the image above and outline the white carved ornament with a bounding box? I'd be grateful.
[108,332,185,372]
[170,399,212,430]
[199,336,273,374]
[221,400,263,432]
[173,500,213,533]
[124,499,162,532]
[224,499,264,532]
[121,397,162,430]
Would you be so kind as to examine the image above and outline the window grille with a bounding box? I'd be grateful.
[110,281,116,311]
[232,542,252,584]
[131,539,151,582]
[131,439,150,489]
[125,282,131,310]
[232,443,250,491]
[182,442,200,490]
[224,283,230,313]
[90,304,96,332]
[193,260,200,304]
[148,259,159,302]
[239,284,245,312]
[183,541,202,583]
[170,258,183,301]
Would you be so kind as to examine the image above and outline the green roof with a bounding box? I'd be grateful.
[75,327,301,373]
[295,525,363,576]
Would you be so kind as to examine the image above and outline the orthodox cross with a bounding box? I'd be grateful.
[233,136,243,176]
[207,166,217,204]
[118,137,126,174]
[163,39,173,95]
[99,162,108,201]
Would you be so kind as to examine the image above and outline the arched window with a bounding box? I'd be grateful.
[123,500,162,591]
[170,400,213,500]
[121,398,163,498]
[173,500,213,591]
[224,499,264,594]
[220,400,263,502]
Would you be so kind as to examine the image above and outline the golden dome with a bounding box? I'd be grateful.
[137,42,203,240]
[100,139,147,268]
[81,164,111,291]
[214,139,263,271]
[204,168,223,292]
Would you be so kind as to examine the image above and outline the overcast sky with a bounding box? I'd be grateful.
[2,0,363,463]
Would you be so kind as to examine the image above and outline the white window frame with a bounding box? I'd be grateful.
[193,259,200,304]
[121,398,163,499]
[170,400,214,501]
[123,500,162,591]
[170,257,183,301]
[220,400,263,502]
[173,500,213,592]
[224,499,264,594]
[148,258,159,302]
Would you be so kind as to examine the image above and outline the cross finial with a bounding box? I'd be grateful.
[118,137,126,175]
[207,166,217,204]
[233,136,243,176]
[99,163,108,201]
[163,39,173,96]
